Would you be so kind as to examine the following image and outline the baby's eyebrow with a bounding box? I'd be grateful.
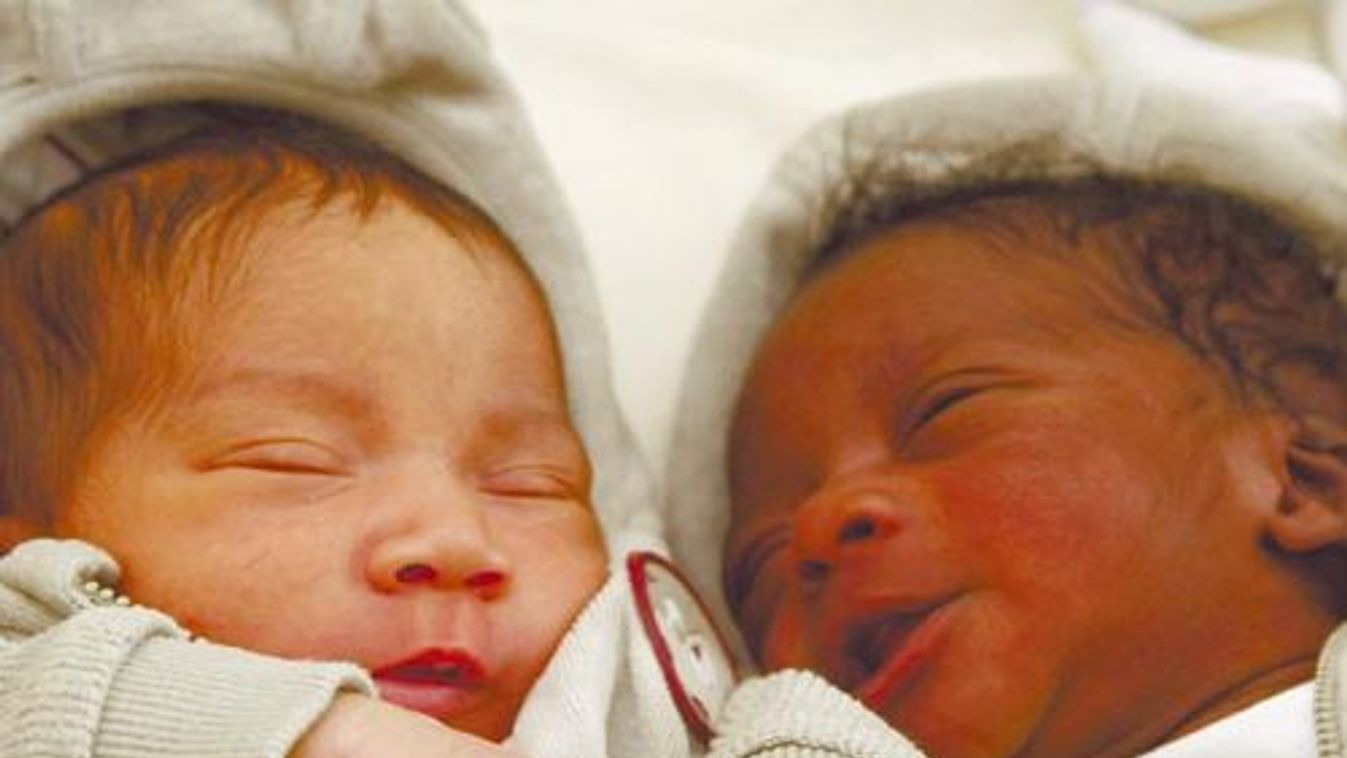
[473,409,590,466]
[187,366,376,417]
[862,332,1034,400]
[859,335,951,402]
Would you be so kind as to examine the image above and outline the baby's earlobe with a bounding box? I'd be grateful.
[1267,442,1347,553]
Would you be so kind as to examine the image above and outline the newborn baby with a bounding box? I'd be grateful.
[725,181,1347,757]
[0,113,605,753]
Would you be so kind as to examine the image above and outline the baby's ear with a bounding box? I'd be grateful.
[1265,415,1347,554]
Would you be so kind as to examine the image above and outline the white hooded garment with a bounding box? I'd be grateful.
[0,2,700,757]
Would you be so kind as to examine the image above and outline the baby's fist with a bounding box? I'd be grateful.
[292,693,527,758]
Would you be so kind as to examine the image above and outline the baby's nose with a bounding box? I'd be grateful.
[792,488,901,587]
[392,562,507,592]
[366,506,512,599]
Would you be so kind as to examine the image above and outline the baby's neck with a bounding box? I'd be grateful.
[1030,610,1336,758]
[1159,653,1317,744]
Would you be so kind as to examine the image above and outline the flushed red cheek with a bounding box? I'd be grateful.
[936,446,1146,572]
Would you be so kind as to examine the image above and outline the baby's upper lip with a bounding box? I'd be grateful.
[371,647,487,687]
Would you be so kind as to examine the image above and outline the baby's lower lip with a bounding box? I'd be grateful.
[852,599,959,709]
[373,675,486,721]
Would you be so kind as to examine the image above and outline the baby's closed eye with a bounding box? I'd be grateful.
[204,439,351,476]
[906,385,985,436]
[896,384,1047,467]
[479,465,587,502]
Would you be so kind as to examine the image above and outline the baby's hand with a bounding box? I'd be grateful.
[291,693,527,758]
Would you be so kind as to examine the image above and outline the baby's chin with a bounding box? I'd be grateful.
[366,672,521,742]
[857,650,1063,758]
[439,696,519,743]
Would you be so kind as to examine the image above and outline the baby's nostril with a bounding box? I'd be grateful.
[395,563,437,584]
[797,559,831,584]
[465,569,506,590]
[837,516,877,544]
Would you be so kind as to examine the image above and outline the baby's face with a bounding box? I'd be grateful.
[54,198,606,741]
[726,222,1283,757]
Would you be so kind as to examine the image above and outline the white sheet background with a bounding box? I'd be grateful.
[461,0,1324,480]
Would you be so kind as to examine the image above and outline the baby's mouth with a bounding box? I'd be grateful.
[372,647,492,721]
[847,612,926,674]
[373,648,486,688]
[836,596,956,706]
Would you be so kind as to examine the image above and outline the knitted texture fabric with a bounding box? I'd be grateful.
[709,672,926,758]
[1319,625,1347,758]
[509,529,693,758]
[0,540,373,758]
[515,532,929,758]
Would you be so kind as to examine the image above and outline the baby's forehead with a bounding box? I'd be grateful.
[135,195,568,418]
[735,196,1222,420]
[49,135,561,383]
[226,197,545,307]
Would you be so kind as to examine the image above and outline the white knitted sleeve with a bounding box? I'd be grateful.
[0,540,373,758]
[708,671,928,758]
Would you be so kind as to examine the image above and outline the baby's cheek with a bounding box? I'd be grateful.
[756,594,810,670]
[937,441,1152,584]
[134,548,340,654]
[511,507,606,571]
[192,585,373,664]
[504,509,607,622]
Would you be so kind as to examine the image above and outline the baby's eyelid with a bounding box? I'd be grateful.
[208,439,348,474]
[906,384,982,435]
[727,527,789,610]
[481,465,585,499]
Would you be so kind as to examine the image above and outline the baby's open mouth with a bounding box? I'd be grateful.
[839,596,957,707]
[846,610,929,674]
